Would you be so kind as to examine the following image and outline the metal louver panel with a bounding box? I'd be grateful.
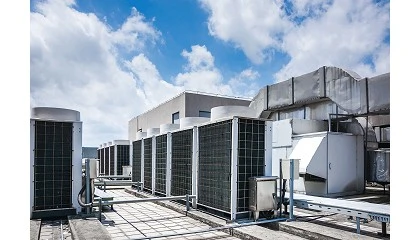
[105,147,109,175]
[110,146,115,175]
[117,145,130,175]
[171,129,193,196]
[33,121,73,211]
[237,118,265,212]
[198,120,232,213]
[143,138,153,190]
[155,135,167,195]
[100,148,105,174]
[132,140,142,183]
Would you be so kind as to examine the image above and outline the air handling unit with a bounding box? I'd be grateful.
[30,107,82,219]
[196,106,272,220]
[272,119,364,197]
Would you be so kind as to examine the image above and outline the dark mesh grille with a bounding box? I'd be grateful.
[117,145,130,175]
[33,121,73,210]
[110,146,115,175]
[132,140,142,183]
[143,138,152,190]
[198,120,232,212]
[237,119,266,212]
[155,135,167,194]
[171,129,193,196]
[105,147,109,175]
[99,148,104,174]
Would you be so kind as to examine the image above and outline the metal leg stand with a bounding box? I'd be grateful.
[356,217,361,234]
[289,160,294,221]
[186,194,190,215]
[99,197,102,222]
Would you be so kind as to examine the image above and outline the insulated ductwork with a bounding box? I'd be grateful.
[250,66,390,118]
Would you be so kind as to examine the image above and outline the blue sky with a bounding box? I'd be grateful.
[29,0,390,147]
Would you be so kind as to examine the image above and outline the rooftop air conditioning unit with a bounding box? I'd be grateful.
[30,107,82,219]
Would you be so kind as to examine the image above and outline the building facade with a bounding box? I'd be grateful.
[128,91,251,142]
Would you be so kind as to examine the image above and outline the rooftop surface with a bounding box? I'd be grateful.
[31,185,390,240]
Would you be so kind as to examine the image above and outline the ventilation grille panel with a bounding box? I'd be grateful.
[132,140,142,183]
[171,129,193,196]
[33,121,73,211]
[143,138,152,190]
[100,148,105,174]
[198,120,232,212]
[105,147,109,175]
[237,119,266,212]
[117,145,130,175]
[155,135,167,194]
[110,146,115,175]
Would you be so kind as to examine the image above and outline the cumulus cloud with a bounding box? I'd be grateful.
[31,0,174,146]
[200,0,292,64]
[228,69,260,98]
[31,0,253,146]
[111,7,162,51]
[174,45,233,95]
[200,0,390,80]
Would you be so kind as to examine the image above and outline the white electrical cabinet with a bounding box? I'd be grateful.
[272,119,364,197]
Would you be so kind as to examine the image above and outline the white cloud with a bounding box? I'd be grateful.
[200,0,292,64]
[228,69,260,97]
[31,0,173,146]
[200,0,390,80]
[276,0,390,81]
[125,54,183,107]
[111,7,162,51]
[31,0,253,146]
[175,45,234,95]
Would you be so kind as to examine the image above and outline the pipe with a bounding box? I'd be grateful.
[97,175,131,179]
[93,195,197,207]
[94,181,133,186]
[132,217,289,240]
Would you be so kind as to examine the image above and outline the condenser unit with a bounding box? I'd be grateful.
[98,140,130,176]
[197,117,272,220]
[30,107,82,219]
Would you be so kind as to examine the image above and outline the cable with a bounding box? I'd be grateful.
[77,182,93,208]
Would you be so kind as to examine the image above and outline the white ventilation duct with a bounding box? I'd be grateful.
[147,128,160,137]
[179,117,209,129]
[210,106,256,121]
[160,123,180,134]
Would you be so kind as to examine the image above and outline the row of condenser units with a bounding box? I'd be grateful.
[130,117,272,221]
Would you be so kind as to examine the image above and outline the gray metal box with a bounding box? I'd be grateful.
[249,176,278,220]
